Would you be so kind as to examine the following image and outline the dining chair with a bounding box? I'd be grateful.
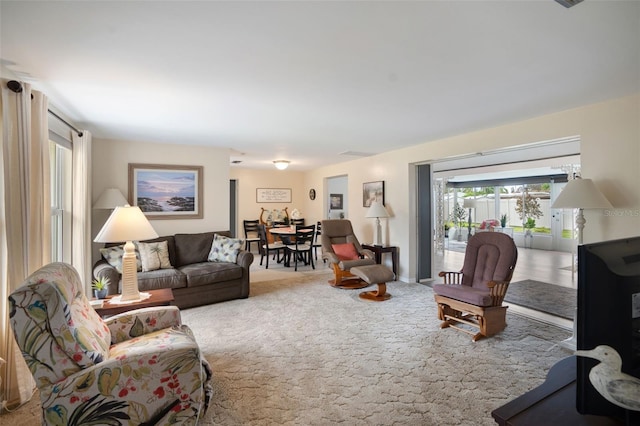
[290,218,305,226]
[258,224,285,268]
[284,224,316,271]
[313,221,323,261]
[243,219,261,252]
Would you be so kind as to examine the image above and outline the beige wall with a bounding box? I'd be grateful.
[230,168,308,237]
[91,138,230,261]
[92,94,639,281]
[304,94,640,282]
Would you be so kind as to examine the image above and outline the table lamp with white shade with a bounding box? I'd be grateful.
[551,177,612,245]
[366,201,390,246]
[94,205,158,301]
[551,176,612,350]
[93,188,128,209]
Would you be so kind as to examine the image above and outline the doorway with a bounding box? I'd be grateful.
[326,175,348,219]
[416,137,581,284]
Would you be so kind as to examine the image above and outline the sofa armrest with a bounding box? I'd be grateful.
[236,250,254,269]
[93,260,121,295]
[105,306,182,344]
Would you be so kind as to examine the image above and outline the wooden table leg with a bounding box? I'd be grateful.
[359,283,391,301]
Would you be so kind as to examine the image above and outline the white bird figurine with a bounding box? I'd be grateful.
[575,345,640,412]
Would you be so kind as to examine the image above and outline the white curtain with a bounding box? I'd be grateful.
[0,80,51,408]
[72,130,92,293]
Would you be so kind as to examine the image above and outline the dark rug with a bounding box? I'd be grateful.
[505,280,576,320]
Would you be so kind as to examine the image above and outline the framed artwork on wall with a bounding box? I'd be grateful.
[330,193,343,210]
[363,181,385,207]
[128,163,203,219]
[256,188,292,203]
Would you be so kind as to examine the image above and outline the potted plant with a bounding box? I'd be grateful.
[451,203,467,241]
[500,214,508,228]
[444,222,451,238]
[524,218,536,235]
[92,276,110,299]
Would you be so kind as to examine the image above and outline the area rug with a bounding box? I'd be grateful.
[505,280,576,320]
[3,273,572,426]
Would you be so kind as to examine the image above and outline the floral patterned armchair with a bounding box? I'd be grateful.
[8,262,212,425]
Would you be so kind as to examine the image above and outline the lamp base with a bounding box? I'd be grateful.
[375,218,382,246]
[109,292,152,305]
[120,240,141,301]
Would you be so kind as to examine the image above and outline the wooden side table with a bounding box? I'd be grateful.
[93,288,174,317]
[362,244,398,276]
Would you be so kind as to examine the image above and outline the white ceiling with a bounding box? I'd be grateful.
[1,1,638,170]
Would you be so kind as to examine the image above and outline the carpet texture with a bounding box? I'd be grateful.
[505,280,576,320]
[186,273,571,425]
[2,272,573,426]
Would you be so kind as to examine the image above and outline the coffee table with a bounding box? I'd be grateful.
[93,288,174,317]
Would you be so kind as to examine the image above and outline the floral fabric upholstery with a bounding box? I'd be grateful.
[9,262,212,425]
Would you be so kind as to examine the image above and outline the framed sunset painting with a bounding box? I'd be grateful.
[128,163,203,219]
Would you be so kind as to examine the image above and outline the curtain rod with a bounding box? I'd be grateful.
[7,80,83,137]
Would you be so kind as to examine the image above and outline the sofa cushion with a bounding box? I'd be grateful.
[137,268,187,292]
[110,236,177,266]
[99,244,142,272]
[174,232,215,267]
[179,262,243,288]
[208,234,244,263]
[138,240,173,272]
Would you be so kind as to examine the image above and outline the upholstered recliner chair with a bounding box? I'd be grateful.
[9,262,212,425]
[433,232,518,341]
[321,220,376,288]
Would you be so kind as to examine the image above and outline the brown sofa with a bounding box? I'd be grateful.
[93,231,253,309]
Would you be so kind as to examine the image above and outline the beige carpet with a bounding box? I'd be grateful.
[2,269,573,425]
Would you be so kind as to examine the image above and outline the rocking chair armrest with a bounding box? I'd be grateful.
[438,270,463,285]
[487,280,511,305]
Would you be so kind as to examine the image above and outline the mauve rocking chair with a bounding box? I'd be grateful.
[433,232,518,341]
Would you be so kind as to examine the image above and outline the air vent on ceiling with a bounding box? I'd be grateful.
[555,0,584,8]
[339,151,374,157]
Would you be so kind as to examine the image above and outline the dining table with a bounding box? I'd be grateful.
[267,226,314,266]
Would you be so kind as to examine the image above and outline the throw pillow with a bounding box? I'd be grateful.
[138,240,173,272]
[332,243,360,261]
[208,233,244,263]
[100,245,142,273]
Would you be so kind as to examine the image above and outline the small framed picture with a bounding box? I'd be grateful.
[330,193,343,210]
[363,181,384,207]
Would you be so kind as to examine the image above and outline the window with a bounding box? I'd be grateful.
[50,140,72,262]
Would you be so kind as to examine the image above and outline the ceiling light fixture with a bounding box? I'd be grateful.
[555,0,584,8]
[273,160,290,170]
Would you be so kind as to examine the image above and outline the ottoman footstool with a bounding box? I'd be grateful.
[350,264,395,301]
